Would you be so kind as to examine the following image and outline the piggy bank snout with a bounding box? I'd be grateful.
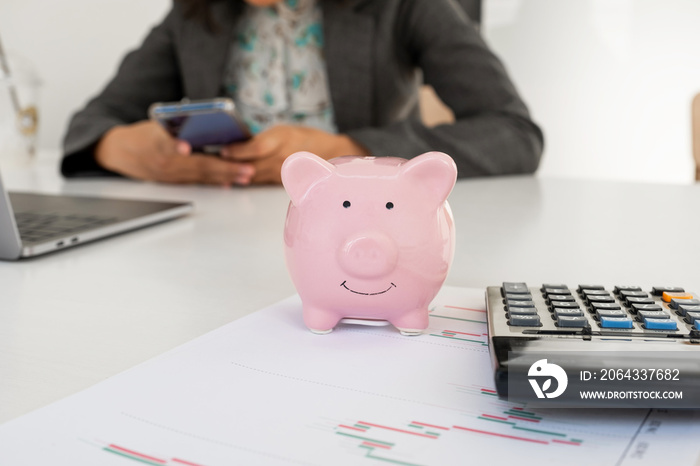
[338,233,398,279]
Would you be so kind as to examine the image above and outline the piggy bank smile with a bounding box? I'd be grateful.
[340,280,397,296]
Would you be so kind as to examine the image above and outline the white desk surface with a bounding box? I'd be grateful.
[2,161,700,424]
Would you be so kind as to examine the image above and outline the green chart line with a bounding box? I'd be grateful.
[512,426,567,437]
[359,445,425,466]
[504,410,540,418]
[478,416,516,425]
[430,334,485,344]
[103,448,163,466]
[337,431,395,447]
[430,314,487,324]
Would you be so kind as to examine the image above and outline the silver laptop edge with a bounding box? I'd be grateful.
[21,204,194,257]
[0,172,22,259]
[0,170,194,260]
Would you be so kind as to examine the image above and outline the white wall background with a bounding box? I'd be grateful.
[1,0,699,183]
[483,0,700,184]
[0,0,170,154]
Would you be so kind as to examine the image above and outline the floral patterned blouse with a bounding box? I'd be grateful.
[224,0,337,135]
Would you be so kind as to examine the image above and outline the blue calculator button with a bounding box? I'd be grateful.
[695,321,700,331]
[644,318,677,331]
[600,317,634,329]
[596,309,627,319]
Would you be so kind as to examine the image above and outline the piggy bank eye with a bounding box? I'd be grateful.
[343,200,351,208]
[385,202,394,210]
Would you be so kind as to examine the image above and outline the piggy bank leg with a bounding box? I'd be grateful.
[303,306,342,335]
[391,309,430,336]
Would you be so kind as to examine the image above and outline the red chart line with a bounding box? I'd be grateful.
[444,305,486,313]
[481,414,509,421]
[410,421,450,431]
[508,415,540,423]
[362,441,392,450]
[552,439,582,446]
[453,426,549,445]
[339,424,367,432]
[358,421,439,439]
[172,458,207,466]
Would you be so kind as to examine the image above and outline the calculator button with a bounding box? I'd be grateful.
[677,304,700,316]
[599,317,634,329]
[546,294,575,302]
[662,292,695,303]
[550,301,579,309]
[670,298,700,309]
[505,293,531,301]
[652,286,685,296]
[578,285,605,292]
[509,314,541,326]
[554,308,584,318]
[695,322,700,331]
[637,310,670,321]
[614,286,642,294]
[557,316,589,328]
[587,295,615,304]
[685,312,700,324]
[590,302,622,311]
[543,288,572,296]
[619,290,648,300]
[505,299,535,308]
[507,307,539,315]
[582,289,610,297]
[596,309,628,319]
[630,303,663,313]
[644,319,677,331]
[503,282,529,295]
[541,284,568,291]
[625,296,655,305]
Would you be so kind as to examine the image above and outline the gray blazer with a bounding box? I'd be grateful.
[61,0,543,178]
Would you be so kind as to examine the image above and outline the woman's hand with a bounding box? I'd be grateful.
[220,125,369,184]
[95,120,256,186]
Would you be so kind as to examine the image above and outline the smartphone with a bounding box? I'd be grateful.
[148,98,251,154]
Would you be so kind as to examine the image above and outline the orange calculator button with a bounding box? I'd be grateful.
[662,291,694,302]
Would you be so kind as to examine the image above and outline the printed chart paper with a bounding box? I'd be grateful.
[1,287,698,465]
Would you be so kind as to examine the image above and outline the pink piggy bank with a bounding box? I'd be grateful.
[281,151,457,335]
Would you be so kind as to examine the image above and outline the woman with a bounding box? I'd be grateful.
[61,0,543,185]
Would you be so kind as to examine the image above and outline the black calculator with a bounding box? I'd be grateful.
[485,283,700,401]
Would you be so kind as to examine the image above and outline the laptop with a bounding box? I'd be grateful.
[0,171,193,260]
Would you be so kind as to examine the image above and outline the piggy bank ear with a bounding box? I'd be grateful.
[400,152,457,203]
[281,152,335,206]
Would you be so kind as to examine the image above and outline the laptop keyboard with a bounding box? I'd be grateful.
[14,212,117,243]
